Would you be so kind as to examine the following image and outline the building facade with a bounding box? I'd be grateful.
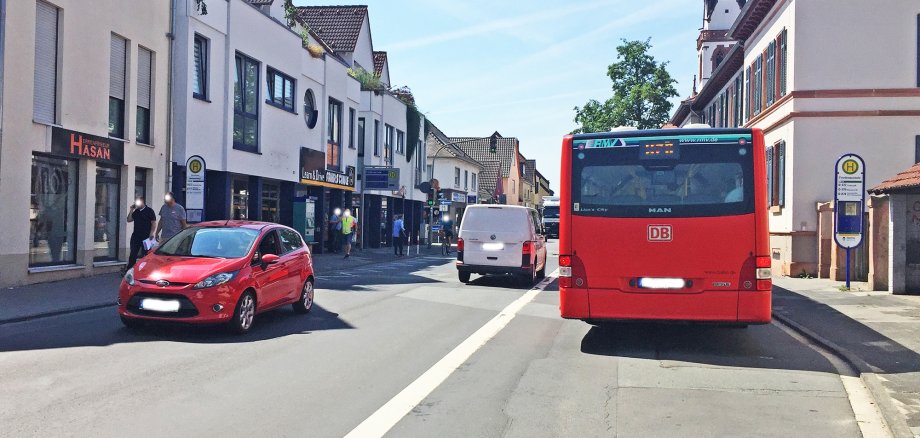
[672,0,920,276]
[0,0,171,287]
[426,121,482,225]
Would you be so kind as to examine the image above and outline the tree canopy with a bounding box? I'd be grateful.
[573,39,678,133]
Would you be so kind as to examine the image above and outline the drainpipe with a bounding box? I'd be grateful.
[165,0,177,193]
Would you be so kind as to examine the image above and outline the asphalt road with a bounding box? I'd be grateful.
[0,242,865,437]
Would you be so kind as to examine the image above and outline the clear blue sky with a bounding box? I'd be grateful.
[296,0,702,191]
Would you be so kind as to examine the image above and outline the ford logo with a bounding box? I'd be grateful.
[490,234,496,240]
[155,280,170,287]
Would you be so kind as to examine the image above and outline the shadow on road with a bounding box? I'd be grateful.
[580,296,920,377]
[0,303,351,353]
[466,274,539,290]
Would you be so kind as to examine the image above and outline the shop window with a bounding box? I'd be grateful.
[94,166,121,261]
[137,47,153,144]
[109,34,127,139]
[34,1,59,124]
[193,34,208,100]
[261,182,280,223]
[232,178,249,220]
[233,53,260,152]
[30,155,78,266]
[327,99,343,169]
[266,67,295,112]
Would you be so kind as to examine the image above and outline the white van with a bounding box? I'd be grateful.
[456,205,548,285]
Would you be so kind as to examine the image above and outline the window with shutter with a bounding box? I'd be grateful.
[193,34,208,99]
[109,35,127,138]
[780,29,788,95]
[766,42,775,107]
[777,141,786,207]
[33,2,59,124]
[744,68,750,123]
[136,47,153,144]
[765,146,774,206]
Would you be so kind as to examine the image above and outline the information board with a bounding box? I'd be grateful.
[834,154,865,249]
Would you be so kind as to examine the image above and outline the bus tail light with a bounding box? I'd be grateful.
[756,256,772,290]
[559,255,572,288]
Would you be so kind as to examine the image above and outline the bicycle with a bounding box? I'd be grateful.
[439,229,453,256]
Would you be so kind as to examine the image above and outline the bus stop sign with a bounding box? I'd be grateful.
[834,154,865,249]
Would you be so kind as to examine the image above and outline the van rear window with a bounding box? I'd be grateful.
[461,208,526,232]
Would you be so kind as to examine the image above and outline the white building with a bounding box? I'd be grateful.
[0,0,171,287]
[427,121,483,225]
[672,0,920,276]
[299,5,427,249]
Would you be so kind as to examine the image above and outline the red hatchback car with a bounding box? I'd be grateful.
[118,221,315,334]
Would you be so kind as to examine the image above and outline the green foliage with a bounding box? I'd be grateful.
[284,0,298,28]
[347,68,383,91]
[573,39,678,133]
[406,104,422,162]
[391,86,416,108]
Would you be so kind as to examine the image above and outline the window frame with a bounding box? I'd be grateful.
[349,108,357,149]
[374,119,381,157]
[109,34,128,139]
[385,124,394,165]
[33,1,59,124]
[233,52,261,153]
[30,154,79,267]
[454,167,461,186]
[136,46,154,145]
[93,164,122,262]
[327,98,343,170]
[396,129,405,155]
[193,33,209,100]
[266,66,296,113]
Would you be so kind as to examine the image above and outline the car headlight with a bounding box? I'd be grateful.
[124,268,135,286]
[194,271,237,289]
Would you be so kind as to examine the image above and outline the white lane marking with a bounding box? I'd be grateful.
[344,270,558,438]
[775,320,891,438]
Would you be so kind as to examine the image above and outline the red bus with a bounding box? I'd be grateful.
[558,127,771,325]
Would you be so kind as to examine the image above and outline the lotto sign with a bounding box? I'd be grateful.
[834,154,865,249]
[648,225,672,242]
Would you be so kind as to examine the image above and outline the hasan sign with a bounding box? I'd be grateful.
[51,127,124,165]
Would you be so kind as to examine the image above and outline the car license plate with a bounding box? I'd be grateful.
[140,298,180,312]
[482,242,504,251]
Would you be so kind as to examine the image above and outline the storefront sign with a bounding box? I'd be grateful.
[467,194,478,204]
[299,147,356,190]
[185,155,206,223]
[364,167,400,190]
[451,192,466,203]
[51,126,124,165]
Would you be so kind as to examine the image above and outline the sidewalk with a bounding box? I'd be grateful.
[0,244,451,325]
[773,276,920,437]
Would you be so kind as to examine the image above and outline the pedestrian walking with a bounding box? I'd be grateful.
[342,209,357,259]
[156,192,188,242]
[329,208,342,253]
[126,196,156,269]
[393,214,406,256]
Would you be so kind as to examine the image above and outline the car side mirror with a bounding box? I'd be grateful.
[261,253,280,265]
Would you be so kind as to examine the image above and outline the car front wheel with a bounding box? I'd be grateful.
[459,271,471,284]
[293,279,314,314]
[230,291,256,335]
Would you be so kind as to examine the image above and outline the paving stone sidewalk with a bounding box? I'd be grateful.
[773,276,920,437]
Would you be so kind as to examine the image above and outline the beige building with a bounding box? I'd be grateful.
[0,0,171,286]
[672,0,920,276]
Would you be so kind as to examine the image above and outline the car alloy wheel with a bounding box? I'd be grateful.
[293,279,314,314]
[230,292,256,334]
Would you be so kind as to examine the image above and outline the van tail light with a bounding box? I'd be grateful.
[456,238,464,263]
[522,241,533,255]
[522,241,533,268]
[559,254,572,288]
[756,256,772,290]
[457,238,464,252]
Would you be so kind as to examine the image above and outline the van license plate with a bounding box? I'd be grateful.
[482,243,504,251]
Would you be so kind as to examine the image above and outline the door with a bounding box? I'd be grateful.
[279,228,308,301]
[250,229,287,307]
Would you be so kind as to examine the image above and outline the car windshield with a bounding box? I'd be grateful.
[542,206,560,218]
[155,227,260,259]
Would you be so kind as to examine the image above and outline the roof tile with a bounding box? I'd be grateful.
[869,162,920,194]
[297,6,367,52]
[373,51,387,77]
[450,134,518,177]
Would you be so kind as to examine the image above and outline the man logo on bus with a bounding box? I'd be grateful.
[842,159,859,175]
[648,225,672,242]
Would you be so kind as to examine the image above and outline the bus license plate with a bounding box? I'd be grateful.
[638,278,685,289]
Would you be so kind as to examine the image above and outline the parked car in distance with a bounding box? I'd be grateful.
[118,221,315,334]
[456,205,548,285]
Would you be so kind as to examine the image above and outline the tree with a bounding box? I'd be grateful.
[573,39,678,133]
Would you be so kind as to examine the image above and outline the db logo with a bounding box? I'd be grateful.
[648,225,672,242]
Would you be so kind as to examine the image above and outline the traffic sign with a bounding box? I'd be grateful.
[833,153,865,290]
[439,200,452,206]
[834,154,865,249]
[364,167,400,190]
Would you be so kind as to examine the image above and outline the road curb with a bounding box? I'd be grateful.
[772,310,912,438]
[0,302,116,325]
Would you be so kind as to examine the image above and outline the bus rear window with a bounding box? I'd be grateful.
[571,141,754,218]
